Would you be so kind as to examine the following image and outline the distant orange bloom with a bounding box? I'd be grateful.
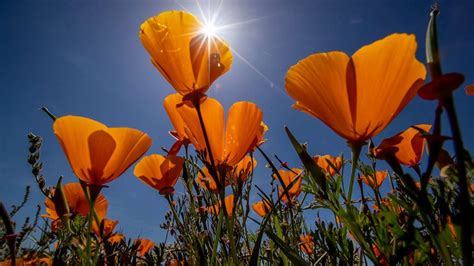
[230,155,257,183]
[140,11,232,96]
[374,124,432,167]
[313,155,342,176]
[44,183,108,230]
[134,154,184,195]
[196,155,257,192]
[53,116,152,186]
[172,95,264,167]
[252,200,272,217]
[285,33,426,144]
[360,171,388,189]
[207,195,235,217]
[0,257,52,266]
[372,244,388,266]
[108,234,124,245]
[134,239,155,257]
[92,218,118,238]
[299,235,315,255]
[466,84,474,96]
[274,168,303,204]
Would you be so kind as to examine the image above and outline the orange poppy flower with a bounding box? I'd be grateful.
[173,95,264,167]
[207,195,235,217]
[108,233,125,245]
[299,234,315,255]
[230,155,257,183]
[44,183,108,230]
[0,257,52,266]
[252,200,272,217]
[360,171,388,189]
[92,218,119,238]
[134,238,155,257]
[313,155,342,176]
[53,116,152,186]
[164,94,193,156]
[285,33,426,144]
[274,168,303,204]
[134,154,184,195]
[466,84,474,96]
[374,124,432,167]
[140,11,232,96]
[372,244,388,266]
[196,166,222,193]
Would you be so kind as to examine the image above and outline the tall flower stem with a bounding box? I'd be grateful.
[85,192,97,265]
[347,144,362,204]
[192,97,238,263]
[444,94,471,266]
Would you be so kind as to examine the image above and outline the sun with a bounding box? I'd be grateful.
[200,22,217,38]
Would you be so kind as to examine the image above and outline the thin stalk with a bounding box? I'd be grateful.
[444,94,471,266]
[0,202,16,265]
[192,98,237,263]
[211,210,224,265]
[347,144,362,204]
[85,195,97,265]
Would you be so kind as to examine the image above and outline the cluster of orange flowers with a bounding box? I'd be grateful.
[31,8,444,263]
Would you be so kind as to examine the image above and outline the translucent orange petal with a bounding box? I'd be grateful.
[313,155,342,176]
[134,238,155,257]
[140,11,232,95]
[53,116,107,183]
[189,33,232,91]
[375,124,431,166]
[164,94,190,141]
[351,33,426,140]
[252,200,271,217]
[285,52,354,140]
[134,154,184,195]
[207,195,235,217]
[177,97,225,163]
[361,171,388,189]
[44,183,108,223]
[224,102,263,166]
[54,116,152,186]
[100,128,152,184]
[232,155,257,183]
[196,166,225,192]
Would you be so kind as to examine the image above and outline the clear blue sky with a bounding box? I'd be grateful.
[1,0,473,243]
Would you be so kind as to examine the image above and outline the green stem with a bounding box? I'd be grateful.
[85,193,96,265]
[347,144,362,204]
[444,94,471,266]
[211,210,224,265]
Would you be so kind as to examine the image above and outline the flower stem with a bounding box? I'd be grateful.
[444,94,471,266]
[347,144,362,204]
[85,193,96,265]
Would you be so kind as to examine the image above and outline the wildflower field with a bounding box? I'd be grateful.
[1,1,474,265]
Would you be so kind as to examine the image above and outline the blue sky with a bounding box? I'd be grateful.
[1,0,473,244]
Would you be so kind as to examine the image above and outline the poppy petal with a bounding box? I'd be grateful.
[224,102,263,166]
[285,52,355,140]
[53,116,107,183]
[351,33,426,139]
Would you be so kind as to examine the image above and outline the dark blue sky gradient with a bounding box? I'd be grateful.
[1,0,473,243]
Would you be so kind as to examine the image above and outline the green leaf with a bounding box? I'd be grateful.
[285,126,327,199]
[265,230,309,266]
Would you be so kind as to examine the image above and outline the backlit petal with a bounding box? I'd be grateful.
[53,116,107,183]
[285,52,355,140]
[351,33,426,140]
[164,94,190,141]
[224,102,263,166]
[177,97,225,163]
